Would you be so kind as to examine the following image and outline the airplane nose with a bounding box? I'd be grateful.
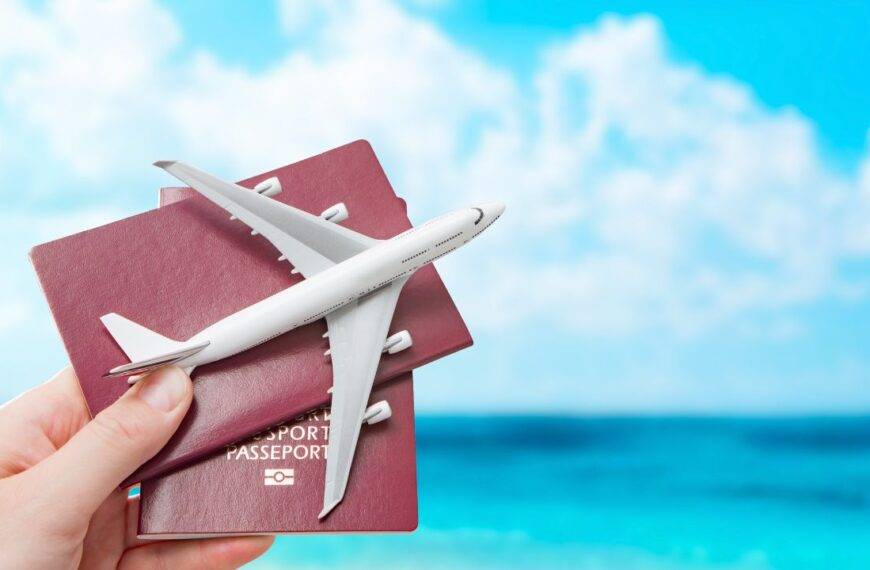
[480,202,505,217]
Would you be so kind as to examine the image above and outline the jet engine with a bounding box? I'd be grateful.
[320,202,349,223]
[383,330,413,354]
[254,177,282,197]
[362,400,392,425]
[231,177,282,221]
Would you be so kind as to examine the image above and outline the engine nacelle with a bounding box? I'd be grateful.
[254,176,282,198]
[320,202,349,223]
[362,400,392,425]
[229,177,282,221]
[383,330,412,355]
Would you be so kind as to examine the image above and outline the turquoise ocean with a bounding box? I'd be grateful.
[250,416,870,569]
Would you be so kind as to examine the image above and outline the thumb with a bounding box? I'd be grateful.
[26,366,192,521]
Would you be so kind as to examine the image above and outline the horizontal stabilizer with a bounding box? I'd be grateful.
[103,341,210,378]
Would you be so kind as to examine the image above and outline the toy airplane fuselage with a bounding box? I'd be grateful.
[180,204,498,369]
[100,160,503,519]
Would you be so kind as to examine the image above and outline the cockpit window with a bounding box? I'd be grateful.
[472,207,484,225]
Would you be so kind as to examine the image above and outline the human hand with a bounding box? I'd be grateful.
[0,366,274,569]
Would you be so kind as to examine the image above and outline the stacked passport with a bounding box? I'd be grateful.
[30,141,473,535]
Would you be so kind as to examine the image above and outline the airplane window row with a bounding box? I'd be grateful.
[295,299,349,328]
[434,232,463,248]
[291,260,422,329]
[349,267,414,302]
[471,213,500,237]
[428,245,457,264]
[373,271,406,289]
[402,249,430,264]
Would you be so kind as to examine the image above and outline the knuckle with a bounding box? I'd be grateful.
[90,405,152,450]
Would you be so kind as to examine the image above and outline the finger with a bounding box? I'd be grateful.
[23,366,192,522]
[0,367,91,436]
[1,366,83,413]
[119,536,275,570]
[30,367,93,441]
[79,488,128,570]
[0,367,91,478]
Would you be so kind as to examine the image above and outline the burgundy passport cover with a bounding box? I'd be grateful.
[139,375,418,535]
[29,140,472,484]
[141,187,418,534]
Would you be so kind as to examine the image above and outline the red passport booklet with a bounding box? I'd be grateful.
[138,374,418,535]
[139,187,418,534]
[30,140,472,484]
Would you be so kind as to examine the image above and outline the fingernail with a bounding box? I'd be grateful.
[137,367,189,412]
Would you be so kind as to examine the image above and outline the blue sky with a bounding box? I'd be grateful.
[168,1,870,158]
[433,1,870,153]
[0,0,868,413]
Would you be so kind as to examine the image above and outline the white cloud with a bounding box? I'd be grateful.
[169,0,517,201]
[0,1,46,60]
[0,0,180,176]
[279,0,343,36]
[450,15,870,335]
[0,0,868,344]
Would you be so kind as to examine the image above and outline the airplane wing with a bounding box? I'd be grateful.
[319,276,409,518]
[155,161,379,278]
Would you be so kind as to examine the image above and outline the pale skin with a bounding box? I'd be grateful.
[0,366,274,569]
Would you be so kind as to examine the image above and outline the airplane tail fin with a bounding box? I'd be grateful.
[100,313,208,381]
[101,313,183,361]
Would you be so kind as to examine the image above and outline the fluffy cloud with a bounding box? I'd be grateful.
[0,0,180,176]
[1,0,868,345]
[451,15,870,335]
[169,0,517,202]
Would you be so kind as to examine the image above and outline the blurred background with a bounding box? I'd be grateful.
[1,1,869,568]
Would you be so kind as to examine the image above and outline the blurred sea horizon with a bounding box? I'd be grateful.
[252,414,870,569]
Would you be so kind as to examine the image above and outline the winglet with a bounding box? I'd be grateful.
[318,499,341,520]
[153,160,177,169]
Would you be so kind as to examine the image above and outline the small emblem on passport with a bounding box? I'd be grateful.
[264,468,295,486]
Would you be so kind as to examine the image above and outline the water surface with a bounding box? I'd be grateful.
[251,416,870,569]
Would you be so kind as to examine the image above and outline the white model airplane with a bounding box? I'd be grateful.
[100,160,503,518]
